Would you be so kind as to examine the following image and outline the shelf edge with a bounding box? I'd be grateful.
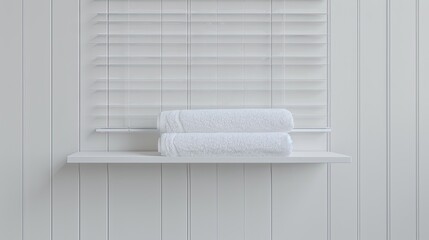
[67,151,351,164]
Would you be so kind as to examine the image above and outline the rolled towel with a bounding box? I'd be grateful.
[157,109,294,133]
[158,132,293,157]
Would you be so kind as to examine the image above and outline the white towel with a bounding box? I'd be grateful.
[158,132,293,157]
[157,109,294,133]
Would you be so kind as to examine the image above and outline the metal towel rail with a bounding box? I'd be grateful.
[95,128,331,133]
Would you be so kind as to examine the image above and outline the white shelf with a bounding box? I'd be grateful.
[67,151,351,164]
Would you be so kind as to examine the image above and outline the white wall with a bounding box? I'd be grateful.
[1,0,428,240]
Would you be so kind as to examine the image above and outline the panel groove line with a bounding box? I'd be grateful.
[50,0,53,237]
[327,0,332,238]
[105,0,109,153]
[21,0,24,237]
[418,0,429,238]
[243,164,246,240]
[107,164,110,240]
[386,0,391,238]
[357,0,361,239]
[415,1,420,239]
[160,165,163,240]
[270,164,273,240]
[187,164,191,240]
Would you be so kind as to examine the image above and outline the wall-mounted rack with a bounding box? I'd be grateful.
[82,1,330,144]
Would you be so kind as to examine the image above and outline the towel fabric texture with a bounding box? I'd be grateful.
[159,132,293,157]
[157,108,294,133]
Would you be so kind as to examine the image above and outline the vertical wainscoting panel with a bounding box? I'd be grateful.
[244,164,271,240]
[389,0,418,239]
[52,0,80,239]
[358,0,388,240]
[80,165,108,240]
[330,0,358,239]
[3,0,429,240]
[0,0,22,239]
[217,164,245,240]
[161,164,188,240]
[419,0,429,239]
[109,164,161,240]
[190,164,218,240]
[79,0,109,239]
[272,164,327,240]
[22,0,52,239]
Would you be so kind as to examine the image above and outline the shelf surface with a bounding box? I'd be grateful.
[67,151,351,164]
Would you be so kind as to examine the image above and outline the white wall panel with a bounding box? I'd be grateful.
[80,165,108,240]
[330,0,358,239]
[218,164,245,240]
[389,0,418,239]
[0,0,22,239]
[22,0,52,239]
[190,164,218,240]
[109,164,161,240]
[1,1,428,240]
[272,164,327,240]
[244,164,271,240]
[357,0,388,239]
[52,0,80,239]
[161,164,188,240]
[79,1,109,240]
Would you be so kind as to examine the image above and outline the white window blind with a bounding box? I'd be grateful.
[80,0,329,151]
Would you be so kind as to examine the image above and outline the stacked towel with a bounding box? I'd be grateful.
[159,132,293,157]
[158,108,294,133]
[157,109,294,157]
